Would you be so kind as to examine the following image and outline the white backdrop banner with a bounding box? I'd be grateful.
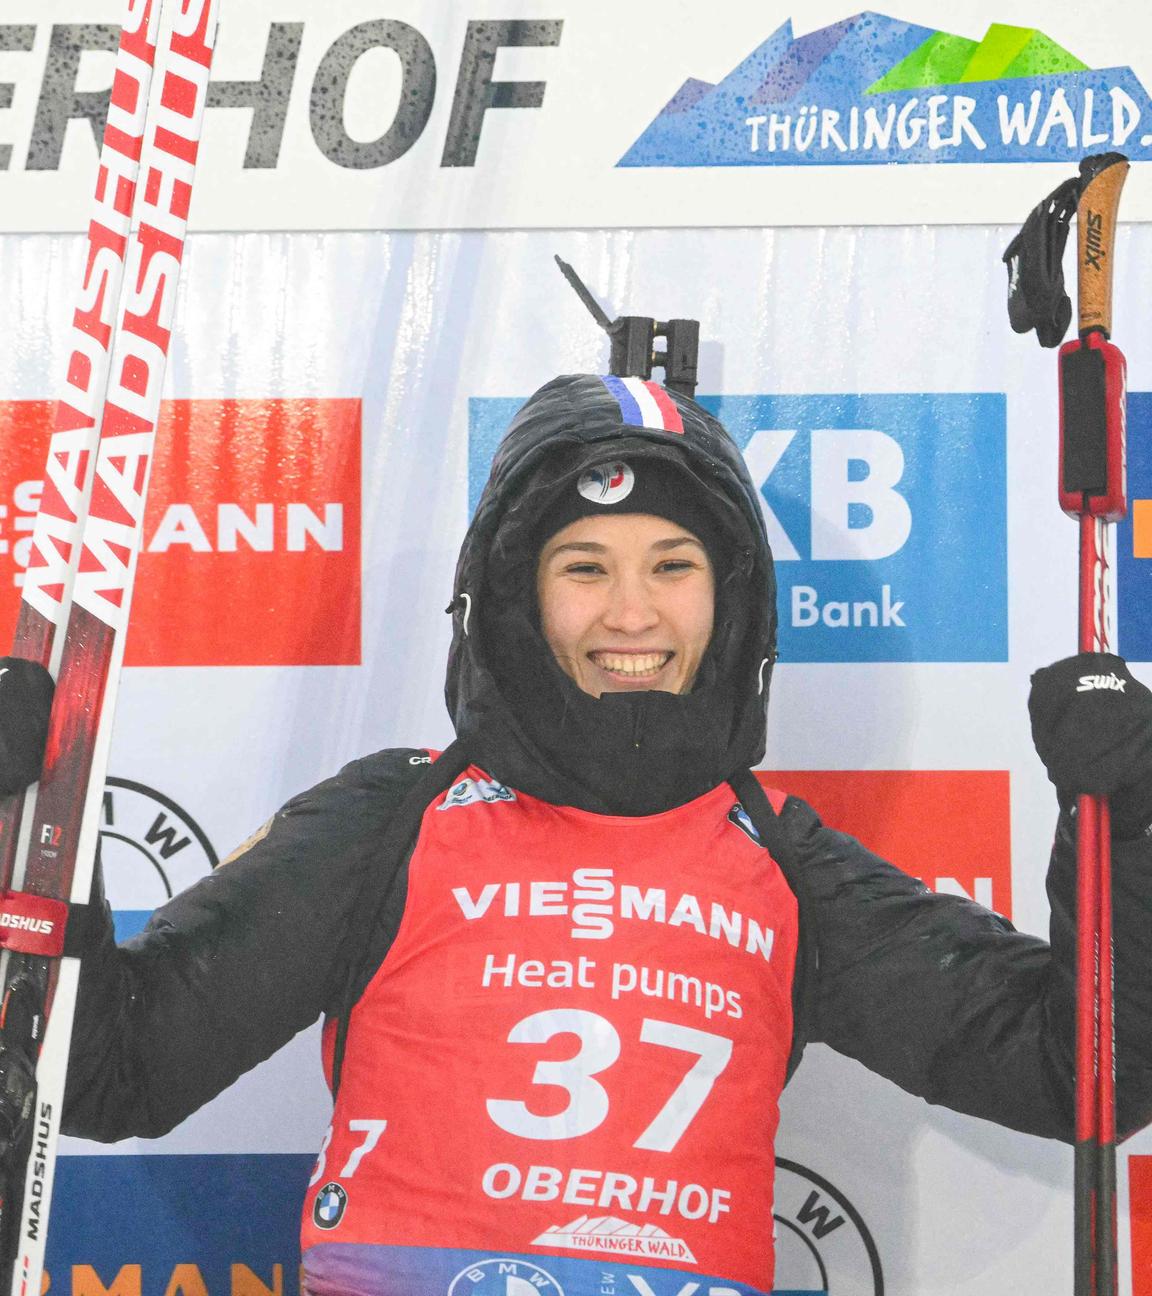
[2,223,1151,1293]
[1,1,1151,230]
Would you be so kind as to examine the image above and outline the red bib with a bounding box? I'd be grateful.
[301,769,798,1296]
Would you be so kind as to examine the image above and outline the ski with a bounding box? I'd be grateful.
[0,6,175,1265]
[0,3,219,1292]
[0,0,168,918]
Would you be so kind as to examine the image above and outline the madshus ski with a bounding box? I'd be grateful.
[0,3,218,1292]
[0,0,166,949]
[0,0,174,1263]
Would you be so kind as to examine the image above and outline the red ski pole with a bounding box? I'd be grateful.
[1056,151,1129,1296]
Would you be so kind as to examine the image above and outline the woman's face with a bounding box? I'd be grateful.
[536,513,715,698]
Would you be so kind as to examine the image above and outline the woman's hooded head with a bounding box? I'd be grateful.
[445,374,777,815]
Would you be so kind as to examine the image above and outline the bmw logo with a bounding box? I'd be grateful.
[99,778,218,908]
[312,1182,348,1230]
[447,1258,564,1295]
[773,1158,884,1293]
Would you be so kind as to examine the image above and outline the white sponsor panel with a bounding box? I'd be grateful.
[1,2,1152,230]
[0,220,1145,1288]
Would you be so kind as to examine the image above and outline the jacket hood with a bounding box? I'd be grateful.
[445,374,777,814]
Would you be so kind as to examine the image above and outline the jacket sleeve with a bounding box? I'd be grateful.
[783,795,1152,1143]
[61,748,429,1141]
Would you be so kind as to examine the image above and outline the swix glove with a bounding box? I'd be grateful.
[1029,652,1152,838]
[0,971,43,1259]
[0,658,54,797]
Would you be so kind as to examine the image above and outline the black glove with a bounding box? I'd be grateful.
[1029,652,1152,837]
[0,658,54,798]
[0,970,44,1262]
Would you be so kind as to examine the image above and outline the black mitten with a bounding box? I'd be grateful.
[0,658,54,797]
[1029,652,1152,837]
[0,971,43,1259]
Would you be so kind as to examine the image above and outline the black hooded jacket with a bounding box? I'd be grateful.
[61,376,1152,1146]
[447,373,777,816]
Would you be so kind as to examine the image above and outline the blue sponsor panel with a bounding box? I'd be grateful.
[468,398,525,516]
[710,393,1006,662]
[306,1243,778,1295]
[113,911,152,940]
[1118,392,1152,661]
[47,1153,312,1293]
[468,392,1007,664]
[48,1155,831,1294]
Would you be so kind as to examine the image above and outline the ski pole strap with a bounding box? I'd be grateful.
[0,891,96,959]
[1003,175,1081,348]
[726,768,816,1084]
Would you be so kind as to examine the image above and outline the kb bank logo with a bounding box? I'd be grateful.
[469,392,1007,664]
[712,393,1007,662]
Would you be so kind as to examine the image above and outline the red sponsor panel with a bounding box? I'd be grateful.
[0,398,361,666]
[1132,1156,1152,1294]
[758,770,1012,919]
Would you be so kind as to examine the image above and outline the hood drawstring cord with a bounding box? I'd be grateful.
[445,592,473,637]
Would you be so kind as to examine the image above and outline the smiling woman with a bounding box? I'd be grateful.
[536,514,715,697]
[454,383,770,820]
[16,369,1152,1296]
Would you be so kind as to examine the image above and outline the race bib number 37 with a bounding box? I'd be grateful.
[301,773,799,1296]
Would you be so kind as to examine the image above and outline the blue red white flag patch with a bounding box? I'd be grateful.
[600,375,685,434]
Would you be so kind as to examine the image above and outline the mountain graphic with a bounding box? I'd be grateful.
[533,1215,698,1261]
[538,1215,674,1237]
[620,11,1152,167]
[868,22,1086,91]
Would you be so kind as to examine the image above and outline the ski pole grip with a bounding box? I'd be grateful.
[1076,152,1129,338]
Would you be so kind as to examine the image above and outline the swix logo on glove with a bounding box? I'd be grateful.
[1029,653,1152,821]
[1078,673,1128,692]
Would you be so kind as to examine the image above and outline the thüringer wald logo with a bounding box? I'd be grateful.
[620,14,1152,168]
